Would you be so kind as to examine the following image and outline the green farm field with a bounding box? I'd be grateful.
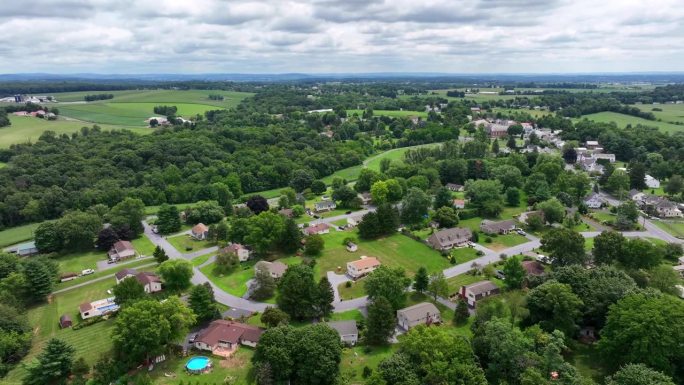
[57,102,221,126]
[576,112,684,133]
[631,103,684,125]
[0,115,147,148]
[52,89,254,108]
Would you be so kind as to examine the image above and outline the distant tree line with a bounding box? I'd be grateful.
[208,94,224,100]
[83,93,114,102]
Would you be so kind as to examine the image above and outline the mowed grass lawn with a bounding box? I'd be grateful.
[167,234,215,252]
[4,278,118,384]
[0,222,40,247]
[200,262,256,298]
[481,233,528,251]
[315,231,451,278]
[652,220,684,238]
[57,102,223,126]
[148,349,255,385]
[54,258,156,290]
[0,115,148,148]
[631,103,684,125]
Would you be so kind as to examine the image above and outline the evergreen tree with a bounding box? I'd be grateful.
[112,276,146,306]
[453,298,470,325]
[492,139,500,154]
[412,267,429,293]
[366,297,395,345]
[316,277,334,318]
[189,283,218,322]
[21,259,53,303]
[23,338,75,385]
[279,218,302,253]
[153,245,168,264]
[502,256,525,290]
[252,266,277,300]
[155,204,181,234]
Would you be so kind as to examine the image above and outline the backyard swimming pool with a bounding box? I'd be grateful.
[185,356,211,373]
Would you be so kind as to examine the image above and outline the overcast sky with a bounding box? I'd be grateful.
[2,0,683,74]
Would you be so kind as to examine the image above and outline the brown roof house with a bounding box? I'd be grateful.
[194,320,264,357]
[521,260,545,276]
[397,302,441,331]
[108,240,137,262]
[304,223,330,236]
[346,256,381,279]
[115,268,162,293]
[480,219,516,235]
[222,243,252,262]
[358,192,372,205]
[427,227,472,250]
[255,260,288,279]
[460,281,500,306]
[191,223,209,240]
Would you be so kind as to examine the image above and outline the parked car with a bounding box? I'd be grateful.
[516,229,527,236]
[495,270,506,280]
[345,211,352,215]
[81,269,95,276]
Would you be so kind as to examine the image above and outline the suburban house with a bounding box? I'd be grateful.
[358,192,372,205]
[114,268,138,284]
[194,320,264,357]
[518,210,544,225]
[346,242,358,252]
[427,227,472,250]
[191,223,209,240]
[460,281,500,307]
[347,214,364,227]
[347,256,381,279]
[222,243,252,262]
[653,199,683,218]
[108,240,137,262]
[484,120,513,138]
[79,297,120,319]
[585,140,600,150]
[644,174,660,189]
[115,268,163,293]
[59,314,72,329]
[135,272,163,293]
[445,183,464,192]
[396,302,441,331]
[254,260,288,279]
[304,223,330,236]
[629,189,646,202]
[327,320,358,345]
[314,200,337,212]
[453,199,466,209]
[584,193,605,209]
[480,219,516,235]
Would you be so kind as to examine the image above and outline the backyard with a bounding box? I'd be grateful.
[0,222,41,247]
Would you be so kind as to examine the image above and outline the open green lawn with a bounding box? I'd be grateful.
[347,109,428,118]
[149,348,255,385]
[566,344,606,382]
[652,220,684,238]
[493,107,553,118]
[144,202,196,215]
[200,262,257,298]
[429,89,517,102]
[338,280,367,300]
[131,236,157,256]
[631,103,684,125]
[584,237,595,251]
[576,112,684,133]
[54,258,156,290]
[328,309,365,322]
[167,234,215,252]
[55,250,105,274]
[589,211,616,224]
[0,222,40,247]
[191,252,214,267]
[314,231,451,278]
[4,277,119,384]
[0,115,147,148]
[57,102,221,126]
[53,89,253,107]
[480,233,528,251]
[451,246,481,264]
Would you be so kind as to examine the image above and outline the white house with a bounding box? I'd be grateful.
[327,320,358,345]
[346,256,381,279]
[584,193,605,209]
[460,281,500,307]
[397,302,441,331]
[644,175,660,189]
[347,215,364,227]
[79,297,119,320]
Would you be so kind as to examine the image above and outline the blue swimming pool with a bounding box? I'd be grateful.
[186,356,210,372]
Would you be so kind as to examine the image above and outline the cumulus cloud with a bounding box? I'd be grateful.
[0,0,683,73]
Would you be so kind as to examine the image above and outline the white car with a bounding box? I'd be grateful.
[81,269,95,275]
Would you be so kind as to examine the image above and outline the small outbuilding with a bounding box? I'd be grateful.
[59,314,72,329]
